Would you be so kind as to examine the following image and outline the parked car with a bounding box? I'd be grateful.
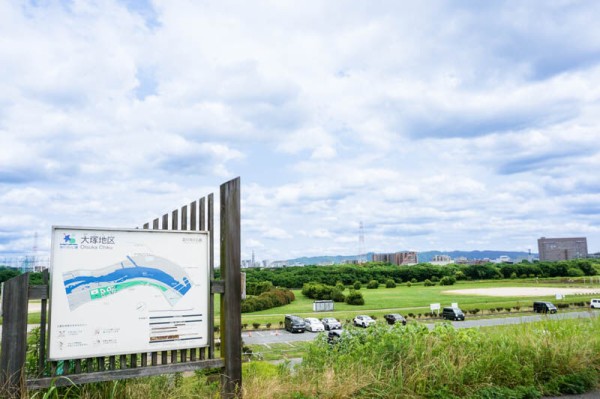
[353,315,376,328]
[533,301,557,314]
[304,317,325,332]
[442,307,465,321]
[383,313,407,325]
[284,315,306,333]
[591,299,600,309]
[321,317,342,330]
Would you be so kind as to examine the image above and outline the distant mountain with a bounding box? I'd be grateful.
[283,250,535,265]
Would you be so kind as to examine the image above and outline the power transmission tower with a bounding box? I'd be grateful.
[358,221,365,263]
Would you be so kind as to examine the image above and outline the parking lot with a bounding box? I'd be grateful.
[243,310,599,345]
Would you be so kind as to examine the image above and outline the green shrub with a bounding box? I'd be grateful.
[246,281,274,296]
[424,279,435,287]
[367,280,379,289]
[302,282,335,299]
[440,276,456,286]
[241,287,295,313]
[331,288,346,302]
[252,322,260,329]
[473,386,541,399]
[385,279,396,288]
[567,268,584,277]
[406,281,412,287]
[353,281,362,290]
[345,290,365,305]
[548,370,597,395]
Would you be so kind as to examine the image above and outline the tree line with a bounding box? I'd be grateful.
[244,259,598,289]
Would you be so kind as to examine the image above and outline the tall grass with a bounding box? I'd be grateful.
[242,316,600,398]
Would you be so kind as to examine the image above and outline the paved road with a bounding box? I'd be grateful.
[243,310,599,345]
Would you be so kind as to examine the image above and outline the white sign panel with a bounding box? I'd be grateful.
[430,303,440,311]
[49,226,209,360]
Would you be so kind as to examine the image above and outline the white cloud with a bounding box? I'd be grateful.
[1,1,600,263]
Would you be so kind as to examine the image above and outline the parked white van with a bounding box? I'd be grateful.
[591,299,600,309]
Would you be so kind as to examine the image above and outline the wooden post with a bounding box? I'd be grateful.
[207,193,214,360]
[38,270,49,377]
[220,177,241,398]
[0,273,30,397]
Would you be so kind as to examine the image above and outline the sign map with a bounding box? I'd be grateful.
[49,227,209,360]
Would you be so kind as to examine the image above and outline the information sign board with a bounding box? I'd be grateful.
[48,226,209,360]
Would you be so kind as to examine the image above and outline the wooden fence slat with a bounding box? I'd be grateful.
[153,218,159,229]
[151,352,158,366]
[162,213,168,230]
[161,352,167,365]
[190,200,197,231]
[86,358,93,373]
[74,360,82,374]
[200,197,206,230]
[171,209,178,230]
[120,355,127,369]
[38,270,49,376]
[28,285,48,300]
[181,205,188,231]
[97,357,105,372]
[140,353,146,368]
[0,273,29,396]
[143,223,149,229]
[208,193,215,359]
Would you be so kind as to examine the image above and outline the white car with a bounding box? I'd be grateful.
[304,317,325,332]
[321,317,342,330]
[591,299,600,309]
[353,315,376,328]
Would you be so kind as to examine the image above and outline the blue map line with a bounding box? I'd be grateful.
[63,260,192,296]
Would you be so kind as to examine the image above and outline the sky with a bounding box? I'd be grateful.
[1,0,599,264]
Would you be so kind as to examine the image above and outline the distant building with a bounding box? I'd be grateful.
[431,254,452,262]
[537,237,588,261]
[430,254,454,266]
[373,251,418,265]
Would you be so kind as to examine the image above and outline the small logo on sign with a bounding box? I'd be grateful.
[60,234,79,249]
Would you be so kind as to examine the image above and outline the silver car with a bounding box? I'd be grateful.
[321,317,342,330]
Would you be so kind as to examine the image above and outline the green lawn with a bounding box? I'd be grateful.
[238,278,600,327]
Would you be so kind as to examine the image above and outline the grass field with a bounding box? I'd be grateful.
[238,278,600,327]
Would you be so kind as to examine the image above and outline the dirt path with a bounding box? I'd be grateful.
[445,287,600,297]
